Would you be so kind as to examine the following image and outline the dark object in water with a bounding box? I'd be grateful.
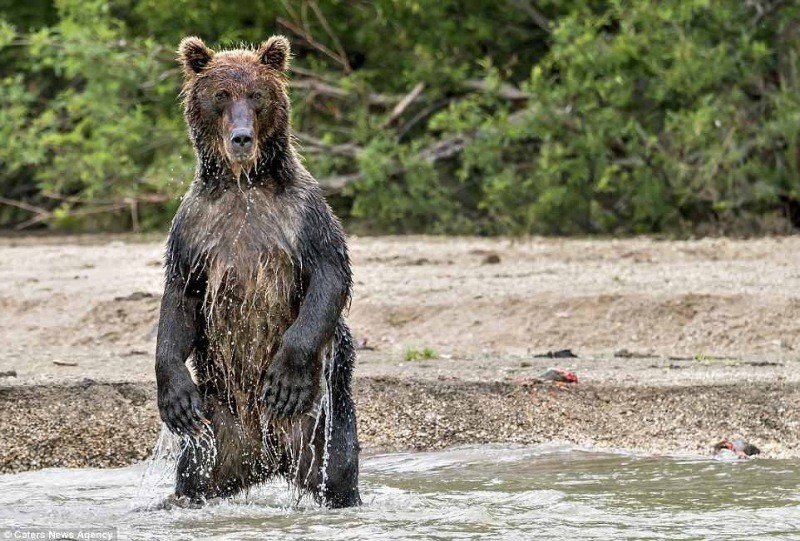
[539,368,578,384]
[713,439,761,458]
[53,361,78,367]
[0,370,16,377]
[534,349,578,359]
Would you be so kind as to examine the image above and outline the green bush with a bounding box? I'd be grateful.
[0,0,799,234]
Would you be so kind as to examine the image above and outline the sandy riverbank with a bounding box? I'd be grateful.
[1,235,799,472]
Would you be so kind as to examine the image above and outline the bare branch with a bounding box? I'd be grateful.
[748,0,790,24]
[320,173,364,194]
[418,135,471,162]
[398,97,456,141]
[0,194,171,231]
[0,196,51,217]
[290,78,398,105]
[12,204,130,231]
[508,0,551,34]
[381,82,426,128]
[290,78,350,98]
[293,131,362,157]
[307,0,352,73]
[288,64,340,84]
[41,192,170,205]
[291,75,529,110]
[462,79,531,101]
[14,215,48,231]
[319,173,365,195]
[277,16,351,72]
[140,67,181,90]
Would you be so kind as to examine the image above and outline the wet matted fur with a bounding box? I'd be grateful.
[154,36,360,508]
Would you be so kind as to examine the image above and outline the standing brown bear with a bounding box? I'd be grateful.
[154,35,360,508]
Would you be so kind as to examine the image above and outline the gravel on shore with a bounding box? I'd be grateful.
[1,377,797,474]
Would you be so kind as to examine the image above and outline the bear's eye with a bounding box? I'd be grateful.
[213,90,230,102]
[250,92,263,101]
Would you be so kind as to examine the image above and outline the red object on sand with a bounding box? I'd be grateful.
[539,368,578,384]
[713,439,760,458]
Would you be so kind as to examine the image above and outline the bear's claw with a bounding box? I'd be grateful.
[158,370,206,435]
[262,350,316,418]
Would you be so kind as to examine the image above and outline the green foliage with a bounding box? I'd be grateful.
[0,0,799,233]
[404,347,438,362]
[0,0,191,229]
[391,0,800,234]
[350,137,472,233]
[506,0,800,234]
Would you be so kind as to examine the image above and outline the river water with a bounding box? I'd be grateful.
[1,444,798,540]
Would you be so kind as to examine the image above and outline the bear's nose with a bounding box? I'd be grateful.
[231,128,253,149]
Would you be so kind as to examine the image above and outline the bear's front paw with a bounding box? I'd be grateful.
[262,345,318,419]
[157,368,206,435]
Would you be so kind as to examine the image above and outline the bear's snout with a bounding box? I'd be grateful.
[223,99,257,163]
[230,128,254,154]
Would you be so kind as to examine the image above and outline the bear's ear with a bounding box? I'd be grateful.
[178,36,214,75]
[257,35,290,72]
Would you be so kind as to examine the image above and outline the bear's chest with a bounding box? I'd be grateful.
[181,187,301,293]
[178,185,304,337]
[176,185,306,383]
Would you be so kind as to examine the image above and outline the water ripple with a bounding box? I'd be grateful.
[1,444,798,540]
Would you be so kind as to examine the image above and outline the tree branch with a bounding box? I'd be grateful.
[381,82,425,128]
[290,78,398,105]
[0,196,51,217]
[462,79,531,101]
[293,130,362,157]
[307,0,352,73]
[507,0,551,34]
[319,172,365,195]
[0,194,171,231]
[277,15,351,72]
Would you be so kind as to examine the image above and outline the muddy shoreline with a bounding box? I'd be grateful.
[2,376,797,474]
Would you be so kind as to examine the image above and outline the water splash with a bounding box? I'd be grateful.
[179,425,219,480]
[318,350,334,499]
[133,423,219,510]
[132,425,180,510]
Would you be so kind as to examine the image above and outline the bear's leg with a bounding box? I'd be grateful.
[290,322,361,508]
[322,383,361,508]
[174,429,215,503]
[175,397,270,503]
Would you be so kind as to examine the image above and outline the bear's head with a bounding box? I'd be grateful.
[178,36,291,179]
